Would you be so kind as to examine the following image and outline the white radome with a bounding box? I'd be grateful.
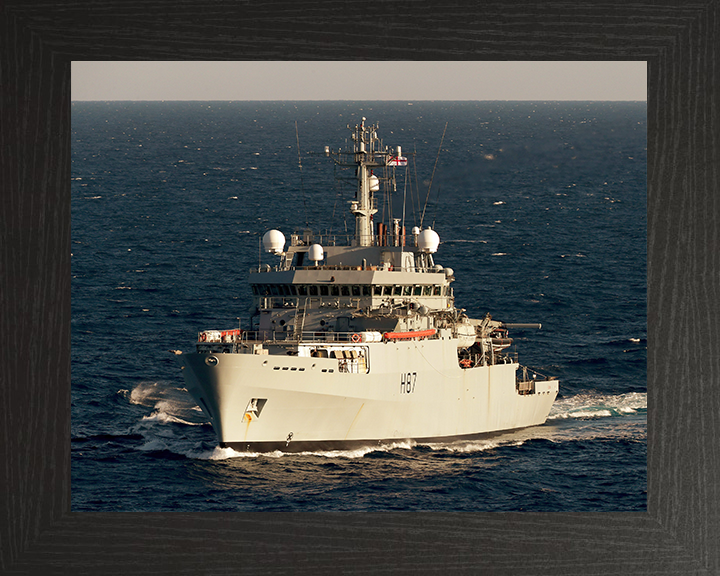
[262,229,285,254]
[307,243,324,262]
[418,227,440,253]
[369,174,380,192]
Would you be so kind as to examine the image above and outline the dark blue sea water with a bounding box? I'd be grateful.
[71,101,646,511]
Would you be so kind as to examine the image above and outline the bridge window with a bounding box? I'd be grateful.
[331,285,340,296]
[413,286,423,296]
[373,285,383,296]
[403,286,412,296]
[392,285,403,296]
[309,285,318,296]
[297,285,308,296]
[362,285,371,296]
[320,285,329,296]
[352,285,361,296]
[435,286,442,296]
[341,285,350,296]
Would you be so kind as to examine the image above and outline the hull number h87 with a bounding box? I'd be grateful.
[400,372,417,394]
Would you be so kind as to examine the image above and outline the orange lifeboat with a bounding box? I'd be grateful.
[383,328,437,341]
[220,329,243,338]
[220,329,243,342]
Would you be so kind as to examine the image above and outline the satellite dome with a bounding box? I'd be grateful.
[307,244,324,262]
[262,230,285,254]
[369,174,380,192]
[417,227,440,253]
[444,267,454,279]
[411,226,421,235]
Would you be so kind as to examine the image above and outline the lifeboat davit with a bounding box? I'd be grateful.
[383,328,437,341]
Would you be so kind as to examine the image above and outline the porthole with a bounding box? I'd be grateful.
[205,356,219,366]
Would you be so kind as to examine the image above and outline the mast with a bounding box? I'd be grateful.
[330,117,406,247]
[350,117,380,246]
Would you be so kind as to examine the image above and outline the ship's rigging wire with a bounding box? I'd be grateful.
[379,167,388,234]
[257,234,261,271]
[295,120,309,227]
[331,160,353,243]
[420,121,448,229]
[330,163,340,237]
[401,167,408,238]
[411,146,420,226]
[386,166,392,230]
[431,185,442,229]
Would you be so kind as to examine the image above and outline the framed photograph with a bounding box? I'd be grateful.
[2,4,715,574]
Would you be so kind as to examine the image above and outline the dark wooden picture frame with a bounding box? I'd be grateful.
[1,2,717,574]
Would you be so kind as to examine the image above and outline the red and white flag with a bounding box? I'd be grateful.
[387,156,407,166]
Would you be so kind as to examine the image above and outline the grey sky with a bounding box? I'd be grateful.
[72,61,647,101]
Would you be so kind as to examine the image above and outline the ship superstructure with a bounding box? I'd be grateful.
[177,117,558,452]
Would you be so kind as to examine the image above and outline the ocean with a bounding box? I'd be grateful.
[71,101,646,512]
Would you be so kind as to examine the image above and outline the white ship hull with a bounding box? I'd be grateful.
[179,338,558,452]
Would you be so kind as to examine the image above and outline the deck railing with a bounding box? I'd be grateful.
[195,329,445,351]
[197,330,379,346]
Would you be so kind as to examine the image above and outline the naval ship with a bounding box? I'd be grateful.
[177,117,558,452]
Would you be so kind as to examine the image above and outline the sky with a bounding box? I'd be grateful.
[71,61,647,101]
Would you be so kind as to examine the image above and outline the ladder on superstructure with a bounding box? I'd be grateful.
[294,299,308,340]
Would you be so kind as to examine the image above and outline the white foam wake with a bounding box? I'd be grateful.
[194,440,420,460]
[122,381,209,434]
[548,391,646,420]
[190,438,528,460]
